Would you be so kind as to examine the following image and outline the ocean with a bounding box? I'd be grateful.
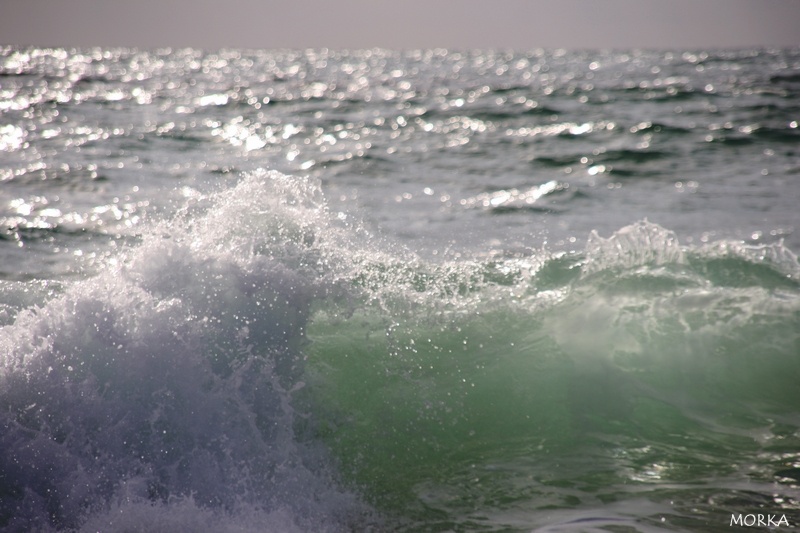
[1,46,799,532]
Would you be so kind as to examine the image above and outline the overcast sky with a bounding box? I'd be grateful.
[2,0,799,51]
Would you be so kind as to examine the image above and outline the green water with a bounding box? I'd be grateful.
[300,236,800,531]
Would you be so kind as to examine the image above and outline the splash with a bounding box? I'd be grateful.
[0,171,372,532]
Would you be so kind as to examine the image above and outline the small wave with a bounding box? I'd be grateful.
[458,180,571,214]
[770,71,800,84]
[595,148,672,163]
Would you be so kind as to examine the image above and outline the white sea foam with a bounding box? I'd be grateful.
[0,171,371,531]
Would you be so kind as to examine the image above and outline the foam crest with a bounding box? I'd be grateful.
[0,170,368,531]
[548,221,800,361]
[583,220,684,275]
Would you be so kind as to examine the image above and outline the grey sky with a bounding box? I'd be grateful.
[2,0,799,50]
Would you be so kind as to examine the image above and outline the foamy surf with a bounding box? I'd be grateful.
[0,171,375,532]
[2,169,799,531]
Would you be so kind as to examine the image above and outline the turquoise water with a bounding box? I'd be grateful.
[302,217,800,531]
[1,47,800,531]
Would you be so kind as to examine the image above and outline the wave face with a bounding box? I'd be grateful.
[3,171,798,531]
[303,214,800,530]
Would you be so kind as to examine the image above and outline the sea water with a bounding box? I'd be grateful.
[1,46,799,531]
